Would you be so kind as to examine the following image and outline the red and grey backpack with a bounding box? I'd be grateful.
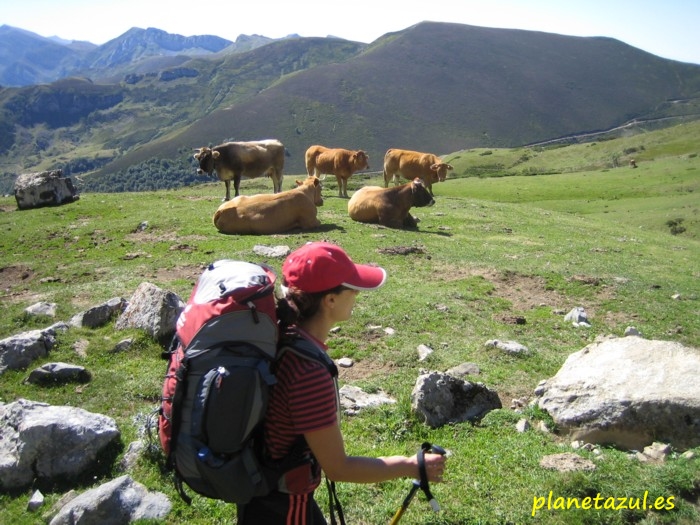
[158,260,337,505]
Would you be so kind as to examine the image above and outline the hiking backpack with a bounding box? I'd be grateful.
[158,259,337,505]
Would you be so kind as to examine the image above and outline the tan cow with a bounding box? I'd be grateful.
[194,139,285,201]
[213,176,323,235]
[348,178,435,229]
[383,148,453,196]
[305,145,370,198]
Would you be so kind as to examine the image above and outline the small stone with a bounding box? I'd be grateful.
[25,302,57,317]
[643,442,671,461]
[446,362,480,378]
[252,244,290,258]
[515,419,530,432]
[111,338,134,353]
[337,357,354,368]
[624,326,641,337]
[417,344,433,361]
[28,490,44,511]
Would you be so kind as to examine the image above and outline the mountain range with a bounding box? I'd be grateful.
[0,22,699,193]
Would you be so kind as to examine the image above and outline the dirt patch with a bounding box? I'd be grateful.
[0,265,41,303]
[125,231,208,243]
[486,270,568,312]
[431,262,619,320]
[152,264,206,285]
[434,264,569,312]
[378,245,426,256]
[0,265,34,286]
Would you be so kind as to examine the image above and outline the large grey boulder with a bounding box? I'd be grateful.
[49,475,171,525]
[115,283,183,343]
[14,170,79,210]
[411,371,502,428]
[0,399,120,490]
[536,336,700,451]
[0,328,57,376]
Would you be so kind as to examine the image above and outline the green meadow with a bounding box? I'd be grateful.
[0,122,698,524]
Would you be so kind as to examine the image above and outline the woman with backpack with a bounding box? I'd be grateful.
[237,241,447,525]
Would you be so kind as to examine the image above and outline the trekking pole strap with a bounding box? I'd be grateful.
[326,478,346,525]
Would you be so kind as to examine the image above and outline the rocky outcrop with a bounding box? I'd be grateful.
[411,371,502,428]
[114,282,184,343]
[536,336,700,451]
[0,399,120,490]
[14,170,79,210]
[0,327,59,376]
[48,475,170,525]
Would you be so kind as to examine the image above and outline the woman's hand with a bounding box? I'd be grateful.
[420,452,447,483]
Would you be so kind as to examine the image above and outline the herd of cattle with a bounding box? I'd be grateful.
[193,139,454,234]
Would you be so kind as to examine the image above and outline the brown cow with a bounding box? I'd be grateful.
[383,148,453,196]
[212,176,323,235]
[194,139,285,201]
[305,145,370,198]
[348,178,435,229]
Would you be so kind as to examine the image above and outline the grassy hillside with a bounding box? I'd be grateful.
[0,125,698,523]
[440,120,700,240]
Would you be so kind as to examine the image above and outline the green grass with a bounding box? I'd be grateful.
[0,123,698,524]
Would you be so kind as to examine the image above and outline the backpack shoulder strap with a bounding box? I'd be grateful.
[278,333,338,378]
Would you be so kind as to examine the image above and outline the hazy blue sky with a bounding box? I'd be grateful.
[4,0,699,64]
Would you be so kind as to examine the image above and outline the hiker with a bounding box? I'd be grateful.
[237,241,448,525]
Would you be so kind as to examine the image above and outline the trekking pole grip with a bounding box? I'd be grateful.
[418,442,446,512]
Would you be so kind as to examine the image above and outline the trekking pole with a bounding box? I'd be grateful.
[389,442,447,525]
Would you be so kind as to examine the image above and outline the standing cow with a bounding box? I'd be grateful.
[305,145,370,198]
[383,148,452,196]
[194,139,285,201]
[347,178,434,229]
[212,176,323,235]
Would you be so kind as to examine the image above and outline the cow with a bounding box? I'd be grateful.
[305,145,370,198]
[212,176,323,235]
[193,139,285,201]
[383,148,453,196]
[347,178,435,229]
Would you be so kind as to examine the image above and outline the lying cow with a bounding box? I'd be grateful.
[383,148,453,196]
[305,145,370,198]
[194,139,285,201]
[212,176,323,235]
[347,178,435,229]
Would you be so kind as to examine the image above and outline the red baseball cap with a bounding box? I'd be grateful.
[283,242,387,293]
